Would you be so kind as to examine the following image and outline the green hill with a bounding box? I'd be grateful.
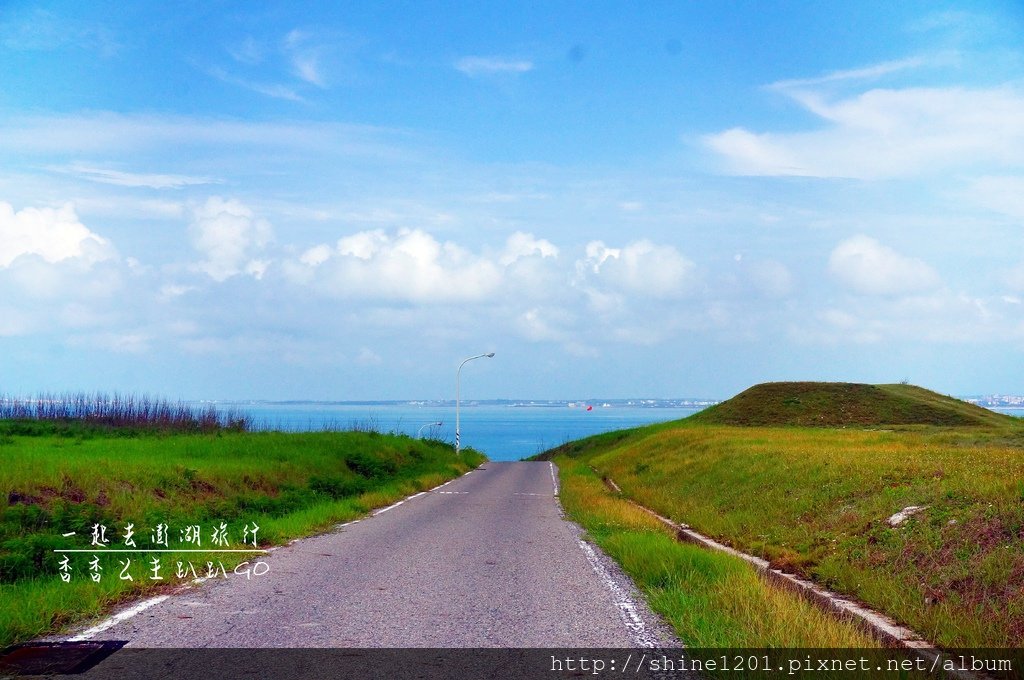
[537,381,1024,646]
[688,381,1017,428]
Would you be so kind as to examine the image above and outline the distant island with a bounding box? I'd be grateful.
[965,395,1024,408]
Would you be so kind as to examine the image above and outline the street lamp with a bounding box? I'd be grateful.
[456,352,494,454]
[417,421,443,439]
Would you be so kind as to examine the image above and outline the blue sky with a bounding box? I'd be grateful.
[2,1,1024,400]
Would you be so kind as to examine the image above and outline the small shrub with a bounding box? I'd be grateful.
[309,475,368,499]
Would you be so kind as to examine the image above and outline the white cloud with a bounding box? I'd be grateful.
[1,255,121,300]
[1005,264,1024,292]
[746,259,794,297]
[767,57,930,90]
[228,36,263,65]
[705,81,1024,178]
[455,56,534,77]
[0,307,32,336]
[159,284,196,299]
[0,112,412,164]
[299,244,332,267]
[53,164,220,189]
[292,55,324,86]
[499,231,558,265]
[189,197,273,281]
[967,175,1024,218]
[803,290,1001,345]
[282,29,327,87]
[356,347,383,366]
[289,228,502,303]
[0,204,124,337]
[578,239,695,298]
[205,65,305,102]
[245,259,270,280]
[516,307,564,342]
[0,202,115,268]
[68,331,151,354]
[288,229,564,304]
[828,235,940,296]
[0,7,119,55]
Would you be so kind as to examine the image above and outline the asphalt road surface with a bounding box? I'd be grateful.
[60,461,677,648]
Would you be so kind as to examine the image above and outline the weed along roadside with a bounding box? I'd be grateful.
[0,402,485,648]
[535,381,1024,650]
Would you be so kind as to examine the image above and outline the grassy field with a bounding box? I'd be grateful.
[540,382,1024,648]
[557,457,880,650]
[0,421,484,647]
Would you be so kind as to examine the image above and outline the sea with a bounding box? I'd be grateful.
[198,401,1024,463]
[203,401,710,462]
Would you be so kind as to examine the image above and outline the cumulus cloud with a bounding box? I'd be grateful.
[499,232,558,265]
[189,197,273,281]
[577,239,695,298]
[288,228,501,303]
[0,202,124,339]
[0,202,115,268]
[704,81,1024,178]
[828,235,940,296]
[455,56,534,77]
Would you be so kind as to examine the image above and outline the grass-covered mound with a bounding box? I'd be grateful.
[538,382,1024,647]
[688,381,1014,428]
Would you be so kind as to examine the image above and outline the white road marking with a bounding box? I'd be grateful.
[576,539,658,648]
[437,491,468,495]
[333,519,361,530]
[372,491,424,516]
[549,461,560,496]
[513,492,548,496]
[67,595,170,642]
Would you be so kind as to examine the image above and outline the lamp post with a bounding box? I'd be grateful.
[456,352,494,454]
[417,421,443,439]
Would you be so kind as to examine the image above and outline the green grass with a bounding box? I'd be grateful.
[556,458,881,651]
[0,426,485,647]
[540,382,1024,648]
[688,382,1015,428]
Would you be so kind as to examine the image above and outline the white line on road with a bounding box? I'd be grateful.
[67,595,170,642]
[372,490,428,516]
[576,539,659,648]
[549,461,559,496]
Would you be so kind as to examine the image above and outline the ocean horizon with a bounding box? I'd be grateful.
[186,399,1024,462]
[190,399,1023,462]
[196,400,711,461]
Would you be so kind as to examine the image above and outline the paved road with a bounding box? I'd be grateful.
[62,462,676,648]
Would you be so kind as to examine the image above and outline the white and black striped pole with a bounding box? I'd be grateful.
[455,352,494,455]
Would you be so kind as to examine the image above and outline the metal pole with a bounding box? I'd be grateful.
[417,421,442,439]
[455,352,494,454]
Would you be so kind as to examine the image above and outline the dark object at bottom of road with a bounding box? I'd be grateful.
[0,641,125,675]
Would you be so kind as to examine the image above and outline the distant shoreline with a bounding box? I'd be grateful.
[188,398,722,408]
